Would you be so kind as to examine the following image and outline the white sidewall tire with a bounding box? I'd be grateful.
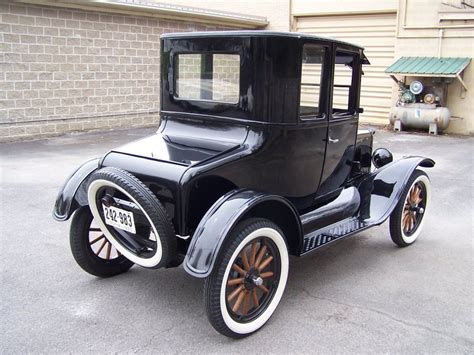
[219,227,289,335]
[400,174,431,244]
[87,179,163,268]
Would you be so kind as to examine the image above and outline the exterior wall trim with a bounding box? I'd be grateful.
[14,0,268,28]
[293,10,397,17]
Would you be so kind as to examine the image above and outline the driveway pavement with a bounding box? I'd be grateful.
[1,127,473,353]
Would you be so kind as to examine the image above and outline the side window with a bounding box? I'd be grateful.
[332,51,358,116]
[299,44,326,118]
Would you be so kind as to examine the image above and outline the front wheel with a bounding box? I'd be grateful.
[389,169,431,247]
[204,218,289,338]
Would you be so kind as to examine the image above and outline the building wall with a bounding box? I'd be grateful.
[161,0,290,31]
[396,0,474,135]
[0,2,236,142]
[292,0,474,135]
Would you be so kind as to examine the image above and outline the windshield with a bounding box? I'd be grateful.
[174,53,240,104]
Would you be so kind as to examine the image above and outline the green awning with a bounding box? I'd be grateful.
[385,56,470,76]
[385,56,471,90]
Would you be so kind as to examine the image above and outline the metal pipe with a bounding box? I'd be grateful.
[438,29,444,58]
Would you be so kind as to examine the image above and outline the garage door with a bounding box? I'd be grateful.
[296,13,396,125]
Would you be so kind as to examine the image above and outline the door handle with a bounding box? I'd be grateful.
[328,137,339,144]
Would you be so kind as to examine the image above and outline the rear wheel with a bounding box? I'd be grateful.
[204,218,289,338]
[70,206,134,277]
[389,170,430,247]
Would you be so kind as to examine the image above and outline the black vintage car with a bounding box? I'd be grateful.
[54,31,434,338]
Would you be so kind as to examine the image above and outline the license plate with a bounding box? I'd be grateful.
[102,204,136,234]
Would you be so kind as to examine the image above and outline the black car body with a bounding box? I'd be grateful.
[54,31,434,338]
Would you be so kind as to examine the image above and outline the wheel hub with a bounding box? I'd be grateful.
[244,268,263,290]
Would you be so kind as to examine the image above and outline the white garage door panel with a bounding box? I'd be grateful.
[296,13,396,124]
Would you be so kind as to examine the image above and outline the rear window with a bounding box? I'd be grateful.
[174,53,240,104]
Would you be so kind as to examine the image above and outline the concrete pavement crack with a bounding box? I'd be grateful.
[299,287,474,347]
[132,320,181,353]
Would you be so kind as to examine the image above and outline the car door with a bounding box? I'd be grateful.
[291,42,330,210]
[317,48,362,196]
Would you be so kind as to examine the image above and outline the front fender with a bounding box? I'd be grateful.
[52,158,100,221]
[184,189,301,278]
[358,156,435,225]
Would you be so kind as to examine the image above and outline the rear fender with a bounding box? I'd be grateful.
[184,189,302,278]
[358,156,435,225]
[53,158,100,221]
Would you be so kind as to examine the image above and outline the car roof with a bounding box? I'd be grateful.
[161,30,365,50]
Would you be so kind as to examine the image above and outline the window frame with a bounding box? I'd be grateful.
[330,48,361,119]
[297,42,330,122]
[171,51,242,106]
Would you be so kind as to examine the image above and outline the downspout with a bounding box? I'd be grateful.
[438,29,444,58]
[289,0,296,31]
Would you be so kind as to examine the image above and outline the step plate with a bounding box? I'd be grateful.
[301,217,368,254]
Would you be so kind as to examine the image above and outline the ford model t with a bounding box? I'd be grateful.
[54,31,434,338]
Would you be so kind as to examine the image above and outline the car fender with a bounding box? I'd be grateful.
[184,189,302,278]
[357,156,435,225]
[53,158,100,221]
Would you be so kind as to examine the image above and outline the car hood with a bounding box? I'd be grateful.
[110,117,249,167]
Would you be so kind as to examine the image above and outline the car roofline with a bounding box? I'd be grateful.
[160,30,365,50]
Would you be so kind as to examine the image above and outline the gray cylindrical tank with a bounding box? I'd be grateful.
[389,103,450,130]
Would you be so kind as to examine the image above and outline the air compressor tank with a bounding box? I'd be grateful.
[389,103,450,133]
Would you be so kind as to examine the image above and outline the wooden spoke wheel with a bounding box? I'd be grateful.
[390,170,431,247]
[205,218,289,338]
[402,182,425,236]
[70,206,134,278]
[225,238,280,321]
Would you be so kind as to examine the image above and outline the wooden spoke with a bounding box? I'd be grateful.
[260,271,274,279]
[232,263,247,276]
[232,290,246,313]
[414,187,423,204]
[105,241,112,260]
[258,284,269,294]
[227,285,244,302]
[403,213,410,230]
[241,249,250,271]
[250,242,258,266]
[227,277,244,286]
[90,234,105,245]
[254,244,267,269]
[96,239,108,256]
[404,212,411,231]
[409,213,415,230]
[242,292,251,315]
[258,255,273,271]
[252,288,259,307]
[410,186,417,203]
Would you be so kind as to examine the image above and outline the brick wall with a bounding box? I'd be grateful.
[0,2,236,142]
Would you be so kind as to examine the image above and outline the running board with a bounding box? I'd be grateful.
[301,217,368,255]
